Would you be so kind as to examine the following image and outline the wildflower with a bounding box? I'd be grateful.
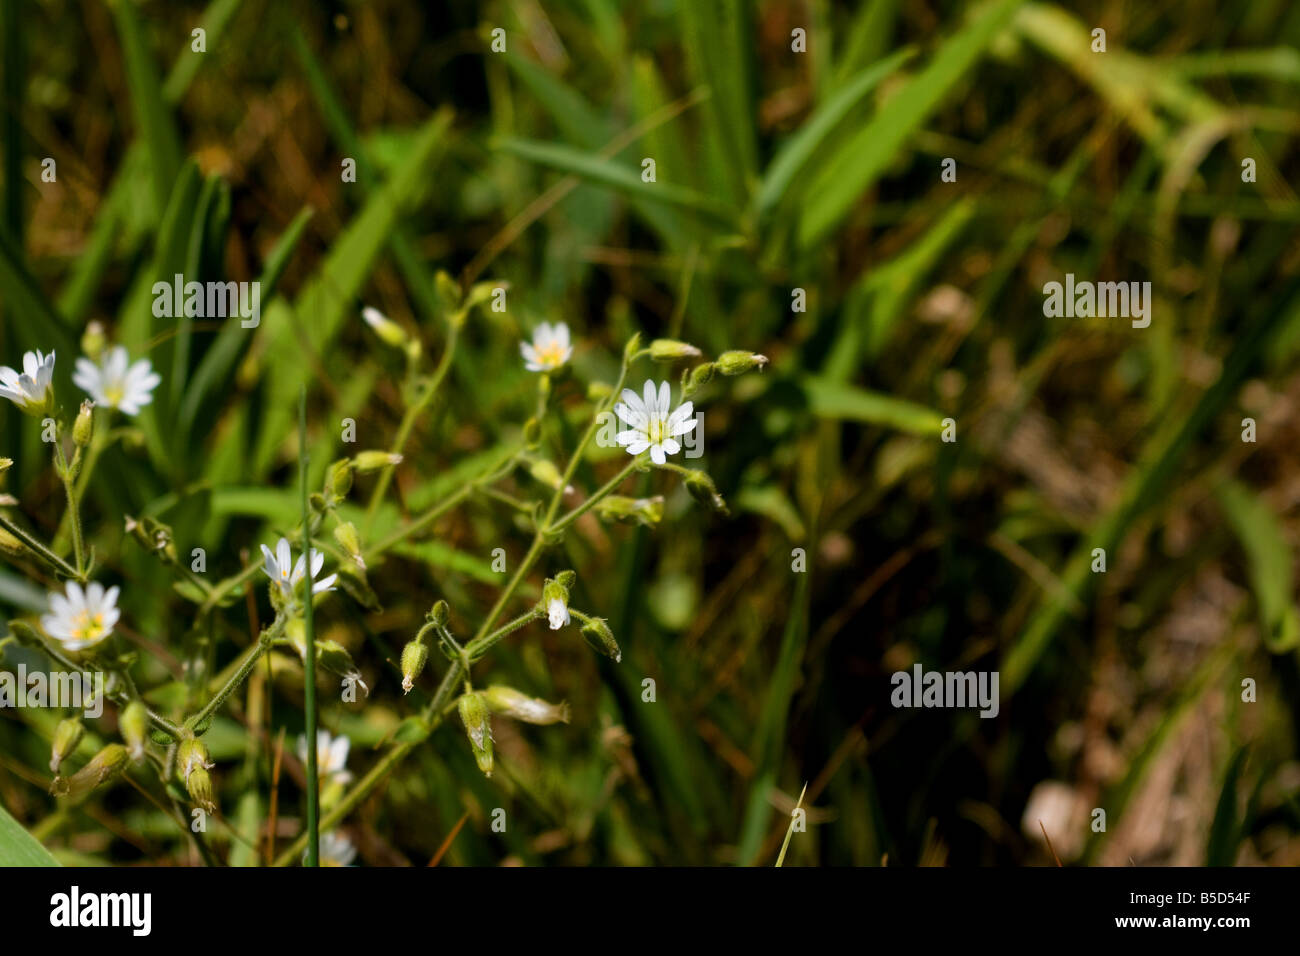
[615,380,696,465]
[315,830,358,867]
[297,730,353,786]
[547,597,570,630]
[520,321,573,373]
[259,537,338,600]
[0,349,56,416]
[41,581,121,652]
[72,346,160,416]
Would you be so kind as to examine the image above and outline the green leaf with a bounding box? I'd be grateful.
[756,47,916,216]
[494,137,736,225]
[1206,746,1249,866]
[1216,481,1300,652]
[801,375,947,436]
[798,0,1024,247]
[0,799,60,866]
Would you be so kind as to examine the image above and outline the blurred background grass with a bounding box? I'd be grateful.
[2,0,1300,866]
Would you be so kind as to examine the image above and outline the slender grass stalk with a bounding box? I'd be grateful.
[300,387,320,867]
[0,513,81,579]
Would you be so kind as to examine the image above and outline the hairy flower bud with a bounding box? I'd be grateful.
[333,521,364,569]
[715,350,769,376]
[483,685,571,725]
[400,640,428,694]
[579,616,622,663]
[458,692,494,776]
[682,361,717,398]
[522,417,542,447]
[594,495,663,527]
[361,306,409,350]
[177,737,214,782]
[555,569,577,590]
[353,450,402,473]
[649,338,702,361]
[684,469,729,514]
[81,321,107,361]
[72,400,95,449]
[527,457,570,493]
[186,766,216,812]
[120,700,148,761]
[586,381,613,402]
[50,717,84,774]
[50,743,129,798]
[427,600,450,628]
[325,458,354,502]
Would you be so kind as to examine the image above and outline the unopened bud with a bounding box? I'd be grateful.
[527,458,569,493]
[81,321,108,361]
[186,766,216,812]
[361,306,409,349]
[120,701,148,761]
[649,339,702,361]
[523,417,542,447]
[73,400,95,449]
[427,600,450,627]
[353,450,402,473]
[0,456,13,475]
[715,350,769,376]
[51,743,129,796]
[50,743,129,798]
[684,469,729,514]
[458,693,494,776]
[177,737,213,781]
[586,382,613,402]
[325,458,354,502]
[483,684,571,725]
[333,521,364,569]
[50,717,85,774]
[622,332,643,364]
[595,495,663,527]
[400,640,429,694]
[683,362,717,397]
[555,569,576,590]
[579,616,622,663]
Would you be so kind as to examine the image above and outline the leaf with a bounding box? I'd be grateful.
[494,137,736,224]
[801,375,947,436]
[756,47,917,216]
[798,0,1024,247]
[1216,481,1300,652]
[1206,746,1249,866]
[0,799,60,866]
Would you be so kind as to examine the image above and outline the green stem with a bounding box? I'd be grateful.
[549,458,640,533]
[299,388,320,868]
[184,616,285,731]
[467,609,543,662]
[52,440,86,578]
[0,512,81,579]
[364,326,459,530]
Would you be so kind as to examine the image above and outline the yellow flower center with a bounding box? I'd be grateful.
[72,611,105,643]
[536,342,565,367]
[104,383,125,406]
[648,417,666,445]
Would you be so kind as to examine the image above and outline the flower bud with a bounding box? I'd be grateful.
[73,400,95,449]
[684,469,729,514]
[622,332,643,364]
[427,600,450,628]
[80,321,107,361]
[682,361,717,398]
[649,339,702,361]
[50,717,85,774]
[715,350,769,376]
[353,450,402,473]
[361,306,409,350]
[177,737,214,782]
[579,616,622,663]
[325,458,354,502]
[458,692,494,776]
[586,381,613,402]
[594,495,663,527]
[333,521,365,569]
[0,456,11,475]
[120,700,148,761]
[186,766,216,812]
[400,640,428,694]
[50,743,129,798]
[522,417,542,447]
[555,569,576,590]
[318,639,370,697]
[527,457,569,493]
[483,685,571,725]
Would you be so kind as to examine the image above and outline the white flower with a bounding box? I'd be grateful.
[0,349,55,413]
[297,729,352,785]
[615,380,696,465]
[72,346,160,416]
[547,597,570,630]
[41,581,121,652]
[316,830,358,867]
[520,321,572,372]
[259,536,337,600]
